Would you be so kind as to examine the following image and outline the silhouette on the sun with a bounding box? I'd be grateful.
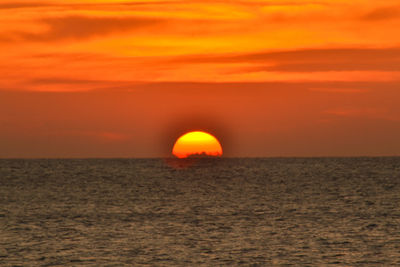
[186,152,221,158]
[165,152,221,169]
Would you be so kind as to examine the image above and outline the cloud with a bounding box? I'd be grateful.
[172,48,400,73]
[0,2,48,9]
[30,78,107,85]
[13,15,163,42]
[0,1,175,10]
[247,62,400,72]
[362,6,400,21]
[7,77,400,92]
[325,108,381,117]
[24,78,139,92]
[173,48,400,64]
[61,130,130,142]
[324,108,400,122]
[309,88,368,93]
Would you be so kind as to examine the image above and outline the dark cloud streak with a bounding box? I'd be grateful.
[172,48,400,73]
[0,2,48,9]
[247,62,400,72]
[362,6,400,21]
[173,48,400,63]
[11,15,163,42]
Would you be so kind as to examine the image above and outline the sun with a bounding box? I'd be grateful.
[172,131,223,158]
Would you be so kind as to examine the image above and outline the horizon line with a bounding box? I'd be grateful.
[1,155,399,160]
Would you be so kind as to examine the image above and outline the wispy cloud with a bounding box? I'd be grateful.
[173,48,400,64]
[362,6,400,21]
[10,15,163,42]
[0,2,48,9]
[172,48,400,73]
[0,1,177,10]
[325,108,400,122]
[57,130,130,142]
[247,62,400,72]
[325,108,381,116]
[309,88,368,93]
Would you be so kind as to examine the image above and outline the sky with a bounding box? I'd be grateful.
[0,0,400,158]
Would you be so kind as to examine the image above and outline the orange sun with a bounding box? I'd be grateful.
[172,131,223,158]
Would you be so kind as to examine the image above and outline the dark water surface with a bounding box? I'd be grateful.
[1,158,400,266]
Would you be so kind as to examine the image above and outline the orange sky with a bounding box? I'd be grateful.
[0,0,399,157]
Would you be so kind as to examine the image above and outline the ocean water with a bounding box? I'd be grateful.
[1,158,400,266]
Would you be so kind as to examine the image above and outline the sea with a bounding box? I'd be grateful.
[1,158,400,266]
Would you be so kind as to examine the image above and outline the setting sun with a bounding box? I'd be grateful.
[172,131,223,158]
